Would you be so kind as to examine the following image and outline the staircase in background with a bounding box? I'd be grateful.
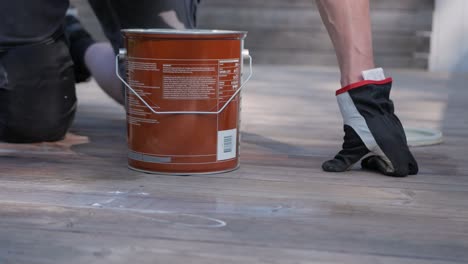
[198,0,434,69]
[71,0,434,69]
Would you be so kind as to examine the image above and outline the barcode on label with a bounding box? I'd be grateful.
[217,129,237,161]
[223,136,233,153]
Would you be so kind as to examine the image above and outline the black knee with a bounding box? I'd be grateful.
[3,106,76,143]
[0,36,77,143]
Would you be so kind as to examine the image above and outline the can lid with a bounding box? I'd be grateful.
[121,29,247,39]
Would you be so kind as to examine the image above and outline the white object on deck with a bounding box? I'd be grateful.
[405,127,443,147]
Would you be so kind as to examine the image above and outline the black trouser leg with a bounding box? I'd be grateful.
[0,36,77,143]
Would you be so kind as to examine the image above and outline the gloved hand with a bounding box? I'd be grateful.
[322,78,418,177]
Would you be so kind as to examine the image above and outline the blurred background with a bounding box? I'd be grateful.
[71,0,468,73]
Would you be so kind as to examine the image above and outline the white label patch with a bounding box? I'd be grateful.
[217,129,237,161]
[362,67,385,81]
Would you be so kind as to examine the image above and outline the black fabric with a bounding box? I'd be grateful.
[348,82,418,177]
[88,0,199,54]
[64,15,95,83]
[0,61,7,89]
[0,0,69,47]
[0,36,77,143]
[0,88,8,140]
[322,125,369,172]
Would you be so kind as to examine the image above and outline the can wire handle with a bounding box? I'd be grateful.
[116,49,253,115]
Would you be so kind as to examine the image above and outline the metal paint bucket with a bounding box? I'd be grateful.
[116,29,252,175]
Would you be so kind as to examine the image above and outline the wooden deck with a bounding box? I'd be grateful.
[1,66,467,264]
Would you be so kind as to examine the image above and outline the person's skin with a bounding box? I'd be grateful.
[84,42,125,105]
[82,11,188,106]
[316,0,375,86]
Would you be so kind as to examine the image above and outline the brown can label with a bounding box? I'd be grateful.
[126,56,241,173]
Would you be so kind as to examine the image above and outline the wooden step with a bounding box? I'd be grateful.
[249,49,426,68]
[198,8,432,33]
[233,30,430,55]
[202,0,434,10]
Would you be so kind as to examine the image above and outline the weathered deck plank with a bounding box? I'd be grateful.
[1,66,467,264]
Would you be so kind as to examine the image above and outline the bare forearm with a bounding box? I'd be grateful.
[316,0,375,86]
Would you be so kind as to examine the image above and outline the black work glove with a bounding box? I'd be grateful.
[322,78,418,177]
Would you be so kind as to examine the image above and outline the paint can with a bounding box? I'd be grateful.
[116,29,252,175]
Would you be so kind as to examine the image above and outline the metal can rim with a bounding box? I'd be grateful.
[122,28,247,36]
